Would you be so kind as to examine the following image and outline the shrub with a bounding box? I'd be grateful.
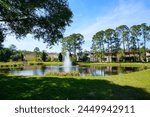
[46,71,80,76]
[29,63,34,65]
[37,62,43,65]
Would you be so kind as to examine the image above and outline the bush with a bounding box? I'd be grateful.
[29,63,34,65]
[58,53,63,62]
[29,62,44,65]
[46,71,80,76]
[41,51,48,62]
[0,48,13,62]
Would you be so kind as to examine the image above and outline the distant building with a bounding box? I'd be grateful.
[47,53,58,61]
[77,50,150,62]
[146,50,150,62]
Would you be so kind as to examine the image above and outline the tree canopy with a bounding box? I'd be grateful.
[0,0,73,47]
[62,33,84,54]
[91,23,150,62]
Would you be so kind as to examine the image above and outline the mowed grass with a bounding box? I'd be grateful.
[1,61,150,67]
[0,62,63,69]
[0,69,150,100]
[78,62,150,67]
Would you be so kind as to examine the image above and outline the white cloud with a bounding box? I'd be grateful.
[76,0,150,40]
[3,0,150,52]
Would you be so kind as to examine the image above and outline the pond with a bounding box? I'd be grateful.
[0,65,146,76]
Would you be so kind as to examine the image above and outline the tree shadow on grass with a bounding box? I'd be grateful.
[0,74,150,100]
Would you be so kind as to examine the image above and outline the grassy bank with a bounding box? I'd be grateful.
[0,69,150,100]
[1,61,150,67]
[0,62,63,68]
[0,62,24,69]
[78,62,150,67]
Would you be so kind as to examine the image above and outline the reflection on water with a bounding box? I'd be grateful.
[0,65,144,76]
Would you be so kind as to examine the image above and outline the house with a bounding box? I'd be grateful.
[77,50,150,62]
[47,53,58,61]
[102,53,118,62]
[146,50,150,62]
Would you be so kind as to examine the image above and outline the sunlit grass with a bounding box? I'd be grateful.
[46,71,80,76]
[78,62,150,67]
[0,69,150,100]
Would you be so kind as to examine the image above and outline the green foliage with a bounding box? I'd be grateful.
[9,44,17,51]
[62,33,84,55]
[29,62,44,66]
[140,23,150,61]
[10,52,24,61]
[58,53,63,62]
[0,48,12,62]
[34,47,40,53]
[116,25,130,53]
[34,47,40,61]
[91,23,150,62]
[70,54,77,64]
[77,51,90,62]
[0,0,73,46]
[0,28,5,48]
[91,31,105,61]
[41,51,48,62]
[46,71,80,76]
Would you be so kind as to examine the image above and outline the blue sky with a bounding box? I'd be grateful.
[3,0,150,52]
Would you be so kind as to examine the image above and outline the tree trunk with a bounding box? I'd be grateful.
[108,43,110,62]
[100,44,103,62]
[123,40,126,62]
[102,43,105,62]
[144,35,147,62]
[127,44,131,62]
[137,40,141,62]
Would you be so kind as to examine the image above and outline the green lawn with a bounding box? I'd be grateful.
[0,62,63,69]
[1,61,150,67]
[78,62,150,67]
[0,69,150,100]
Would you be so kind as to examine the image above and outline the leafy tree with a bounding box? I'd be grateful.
[0,0,73,46]
[0,48,12,62]
[62,33,84,62]
[62,36,72,53]
[9,44,20,61]
[140,23,150,62]
[9,44,17,52]
[105,28,115,62]
[77,51,90,62]
[92,30,105,62]
[34,47,40,61]
[58,53,63,62]
[62,33,84,55]
[90,23,150,62]
[130,25,142,61]
[41,50,47,62]
[116,25,130,61]
[0,28,5,49]
[112,31,121,53]
[20,52,24,61]
[34,47,40,53]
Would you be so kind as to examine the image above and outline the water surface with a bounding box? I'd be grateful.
[0,65,145,76]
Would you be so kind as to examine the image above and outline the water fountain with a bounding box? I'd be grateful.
[63,52,72,72]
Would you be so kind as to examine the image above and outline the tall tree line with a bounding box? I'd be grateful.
[91,23,150,62]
